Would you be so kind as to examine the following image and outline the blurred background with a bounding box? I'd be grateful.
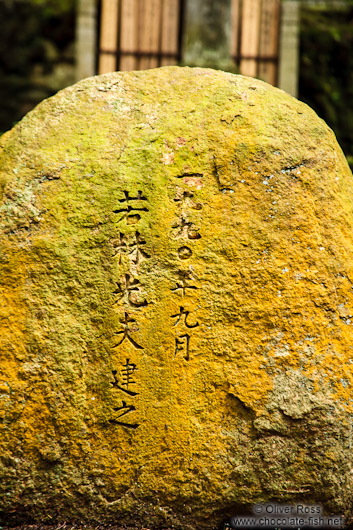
[0,0,352,169]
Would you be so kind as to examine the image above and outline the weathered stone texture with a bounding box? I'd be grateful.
[0,67,353,528]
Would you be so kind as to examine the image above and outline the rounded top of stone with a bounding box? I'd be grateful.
[1,66,353,529]
[2,66,347,189]
[1,65,326,135]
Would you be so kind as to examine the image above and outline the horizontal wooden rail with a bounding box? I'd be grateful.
[99,49,179,58]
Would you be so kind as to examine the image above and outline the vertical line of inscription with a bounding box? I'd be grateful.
[171,175,203,361]
[109,359,139,429]
[109,190,151,429]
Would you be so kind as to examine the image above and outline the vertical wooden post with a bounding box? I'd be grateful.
[76,0,97,81]
[120,0,139,71]
[98,0,119,74]
[96,0,182,72]
[278,0,299,97]
[139,0,162,69]
[230,0,241,66]
[148,0,163,68]
[240,0,261,77]
[160,0,180,66]
[258,0,280,85]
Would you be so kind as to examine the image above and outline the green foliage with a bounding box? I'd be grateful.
[5,0,75,14]
[0,0,75,134]
[299,4,353,171]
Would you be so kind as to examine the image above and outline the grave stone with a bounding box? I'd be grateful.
[0,67,353,528]
[182,0,233,71]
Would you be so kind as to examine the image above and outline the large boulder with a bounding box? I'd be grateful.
[1,67,353,528]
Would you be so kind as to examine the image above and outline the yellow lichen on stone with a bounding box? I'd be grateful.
[1,67,353,528]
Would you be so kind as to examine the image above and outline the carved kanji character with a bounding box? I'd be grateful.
[111,358,138,396]
[128,231,151,264]
[172,217,201,240]
[113,312,144,349]
[113,274,147,308]
[175,334,190,361]
[171,306,199,328]
[171,271,198,296]
[111,232,129,261]
[109,400,139,429]
[113,190,149,223]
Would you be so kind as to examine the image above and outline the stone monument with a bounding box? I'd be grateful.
[0,67,353,528]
